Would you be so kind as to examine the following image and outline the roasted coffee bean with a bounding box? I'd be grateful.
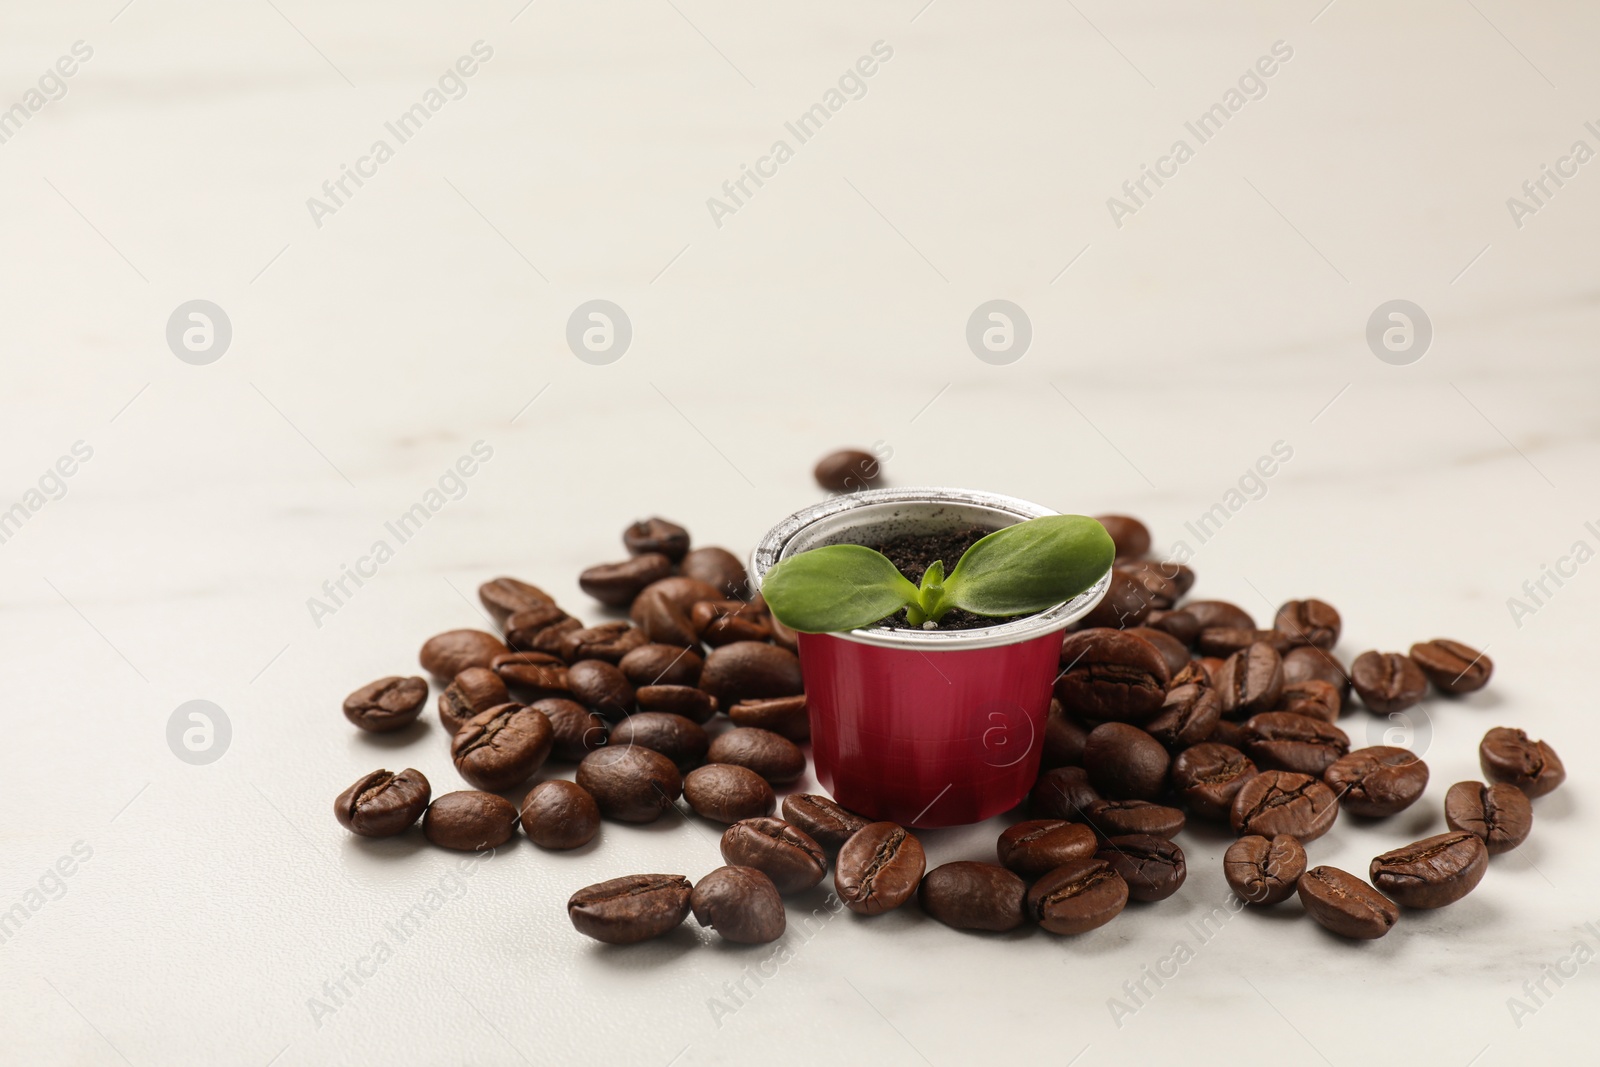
[1281,646,1350,704]
[836,822,926,916]
[578,554,675,607]
[919,862,1027,932]
[1216,643,1284,718]
[1029,767,1101,822]
[1084,800,1186,840]
[728,695,809,741]
[630,577,722,647]
[420,629,509,680]
[1445,781,1533,855]
[1145,685,1221,751]
[1324,746,1428,817]
[1170,743,1258,821]
[1056,629,1170,723]
[1299,866,1398,939]
[534,698,609,761]
[1126,627,1190,676]
[1208,719,1248,749]
[1027,858,1129,935]
[566,659,635,717]
[1148,608,1201,647]
[691,599,771,646]
[684,764,775,823]
[1126,561,1192,603]
[1231,770,1338,842]
[1183,600,1254,631]
[439,667,511,734]
[814,449,881,493]
[1166,562,1196,596]
[504,607,578,653]
[1081,570,1157,629]
[1223,834,1305,906]
[1041,699,1089,768]
[1275,679,1341,723]
[1370,832,1487,909]
[1170,660,1211,689]
[568,874,692,944]
[342,675,428,733]
[1117,566,1180,613]
[1479,727,1565,797]
[1274,598,1341,649]
[335,768,431,837]
[423,790,517,851]
[700,642,804,707]
[610,712,709,770]
[680,547,750,599]
[782,794,870,851]
[1409,639,1492,694]
[519,780,600,850]
[1241,712,1350,776]
[521,623,583,662]
[1196,628,1293,658]
[768,612,799,652]
[1096,835,1185,902]
[691,866,785,944]
[491,651,570,694]
[576,745,683,823]
[720,817,827,894]
[1095,514,1150,560]
[706,727,805,784]
[624,517,691,563]
[996,820,1098,877]
[635,685,718,723]
[477,577,554,626]
[1084,723,1169,800]
[451,704,553,792]
[1350,651,1427,714]
[618,644,703,689]
[559,622,648,664]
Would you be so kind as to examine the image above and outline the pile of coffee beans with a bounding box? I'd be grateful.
[331,504,1567,947]
[333,516,842,948]
[1018,513,1563,941]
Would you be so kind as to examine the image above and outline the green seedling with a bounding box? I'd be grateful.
[761,515,1113,633]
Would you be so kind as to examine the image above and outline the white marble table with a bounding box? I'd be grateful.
[2,1,1596,1063]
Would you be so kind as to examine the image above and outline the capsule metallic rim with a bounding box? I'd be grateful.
[749,486,1112,651]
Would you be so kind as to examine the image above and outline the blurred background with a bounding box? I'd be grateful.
[1,1,1596,1064]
